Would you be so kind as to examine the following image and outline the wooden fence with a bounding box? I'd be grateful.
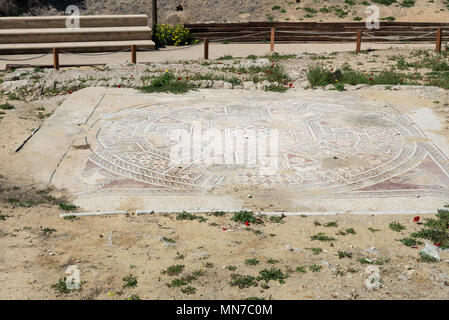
[187,22,449,59]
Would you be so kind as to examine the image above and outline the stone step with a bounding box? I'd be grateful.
[0,27,153,44]
[0,14,149,29]
[0,40,155,54]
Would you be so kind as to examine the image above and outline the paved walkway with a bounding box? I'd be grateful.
[0,42,435,70]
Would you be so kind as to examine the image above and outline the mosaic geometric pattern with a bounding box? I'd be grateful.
[78,100,449,199]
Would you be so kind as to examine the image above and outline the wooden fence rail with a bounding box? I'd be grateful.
[193,22,447,59]
[185,22,449,44]
[32,22,449,69]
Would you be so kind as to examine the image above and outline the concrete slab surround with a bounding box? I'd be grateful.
[15,88,449,213]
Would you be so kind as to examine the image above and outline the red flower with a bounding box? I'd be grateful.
[131,75,133,78]
[289,83,293,87]
[222,227,227,231]
[435,243,442,247]
[369,77,373,81]
[67,90,72,94]
[413,216,420,222]
[412,246,418,249]
[118,85,121,88]
[186,77,190,80]
[244,221,250,226]
[177,77,181,80]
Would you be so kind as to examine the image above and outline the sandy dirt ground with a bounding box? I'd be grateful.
[1,198,449,300]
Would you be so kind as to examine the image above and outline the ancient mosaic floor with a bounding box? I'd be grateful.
[16,88,449,213]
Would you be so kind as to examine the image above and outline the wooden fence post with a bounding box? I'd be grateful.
[53,48,59,70]
[436,28,443,53]
[270,27,275,53]
[131,45,137,64]
[356,29,362,54]
[204,38,209,60]
[152,0,158,27]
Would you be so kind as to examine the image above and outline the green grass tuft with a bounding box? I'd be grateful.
[138,72,198,94]
[162,265,185,276]
[311,232,336,242]
[122,274,138,288]
[0,103,14,110]
[389,221,406,232]
[231,210,261,224]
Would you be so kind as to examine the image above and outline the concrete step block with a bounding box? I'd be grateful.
[0,15,149,29]
[0,27,153,44]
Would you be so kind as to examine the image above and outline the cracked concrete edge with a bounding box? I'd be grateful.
[59,210,128,218]
[59,209,437,218]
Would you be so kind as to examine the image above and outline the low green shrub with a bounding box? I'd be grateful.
[152,24,197,46]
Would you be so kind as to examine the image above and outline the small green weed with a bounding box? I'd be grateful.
[162,265,185,276]
[122,274,138,288]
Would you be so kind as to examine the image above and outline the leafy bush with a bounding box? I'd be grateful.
[381,16,396,21]
[405,208,449,249]
[122,274,138,288]
[264,84,287,92]
[59,202,78,212]
[176,211,207,222]
[231,210,261,224]
[431,60,449,72]
[258,268,289,284]
[161,265,185,276]
[307,65,421,87]
[0,103,14,110]
[389,221,406,232]
[334,82,345,91]
[229,274,258,288]
[311,232,336,242]
[372,0,397,5]
[401,0,415,7]
[0,0,21,16]
[399,237,422,247]
[307,65,334,87]
[152,23,197,46]
[420,251,438,263]
[51,278,82,294]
